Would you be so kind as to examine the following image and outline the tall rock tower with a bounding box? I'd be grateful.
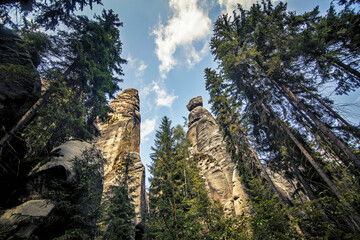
[95,88,147,230]
[186,96,250,216]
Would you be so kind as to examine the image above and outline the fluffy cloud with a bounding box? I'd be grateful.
[152,82,178,107]
[136,62,148,78]
[186,42,209,68]
[152,0,212,78]
[127,55,148,79]
[141,118,157,142]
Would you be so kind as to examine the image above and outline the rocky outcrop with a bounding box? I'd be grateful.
[187,96,250,216]
[0,200,55,239]
[95,88,147,228]
[28,140,103,199]
[0,140,103,239]
[0,28,42,209]
[0,28,41,133]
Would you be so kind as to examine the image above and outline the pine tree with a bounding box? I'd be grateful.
[206,0,360,236]
[147,116,249,239]
[1,9,127,157]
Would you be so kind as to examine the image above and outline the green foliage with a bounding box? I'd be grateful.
[0,63,39,83]
[21,8,126,156]
[206,0,360,237]
[0,0,102,30]
[45,147,104,239]
[45,9,126,124]
[24,81,92,157]
[101,184,135,240]
[147,116,249,239]
[246,175,299,240]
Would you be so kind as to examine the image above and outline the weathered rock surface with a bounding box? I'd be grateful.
[0,200,55,238]
[267,169,310,204]
[187,96,250,216]
[95,88,147,227]
[0,140,102,239]
[28,140,103,199]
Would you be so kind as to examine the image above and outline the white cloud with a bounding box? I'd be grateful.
[152,0,212,78]
[136,62,148,78]
[152,82,178,108]
[139,86,151,99]
[186,42,209,68]
[218,0,239,14]
[141,117,157,142]
[126,55,148,80]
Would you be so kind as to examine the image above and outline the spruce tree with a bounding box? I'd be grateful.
[206,0,360,236]
[147,117,249,239]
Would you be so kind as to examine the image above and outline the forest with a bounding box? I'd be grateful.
[0,0,360,239]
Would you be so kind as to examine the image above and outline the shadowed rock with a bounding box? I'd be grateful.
[186,96,203,111]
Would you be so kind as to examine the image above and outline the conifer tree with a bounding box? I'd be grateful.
[147,116,249,239]
[206,0,360,236]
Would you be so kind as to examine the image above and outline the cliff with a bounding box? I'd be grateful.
[186,96,250,216]
[95,88,148,229]
[0,28,42,209]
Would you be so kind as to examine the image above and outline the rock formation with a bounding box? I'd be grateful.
[0,140,103,239]
[0,28,42,209]
[0,28,41,125]
[186,96,250,216]
[95,88,147,229]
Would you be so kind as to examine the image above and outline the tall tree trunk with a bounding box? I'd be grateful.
[332,57,360,80]
[254,58,360,169]
[265,104,360,231]
[292,99,360,178]
[0,57,80,156]
[280,84,360,170]
[0,90,52,154]
[286,95,356,170]
[243,134,292,205]
[290,161,331,223]
[241,134,305,238]
[297,82,360,139]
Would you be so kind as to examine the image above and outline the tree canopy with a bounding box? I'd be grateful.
[206,0,360,237]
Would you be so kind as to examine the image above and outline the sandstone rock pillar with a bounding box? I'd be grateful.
[186,96,250,216]
[95,88,147,227]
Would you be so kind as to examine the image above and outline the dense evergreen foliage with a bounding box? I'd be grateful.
[43,147,104,240]
[147,116,249,239]
[0,3,134,240]
[1,0,360,239]
[205,0,360,238]
[0,1,126,155]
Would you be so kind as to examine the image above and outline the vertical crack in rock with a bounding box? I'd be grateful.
[95,88,147,228]
[186,96,250,216]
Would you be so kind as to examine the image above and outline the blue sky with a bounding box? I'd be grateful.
[82,0,360,188]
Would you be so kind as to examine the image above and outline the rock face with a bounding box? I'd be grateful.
[95,88,147,229]
[187,96,250,216]
[0,140,102,239]
[0,28,41,132]
[0,28,42,208]
[28,140,103,199]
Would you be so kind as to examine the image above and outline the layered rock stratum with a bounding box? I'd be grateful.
[95,88,147,227]
[186,96,250,216]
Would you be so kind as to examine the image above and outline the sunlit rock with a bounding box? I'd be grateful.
[187,96,250,216]
[95,88,147,229]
